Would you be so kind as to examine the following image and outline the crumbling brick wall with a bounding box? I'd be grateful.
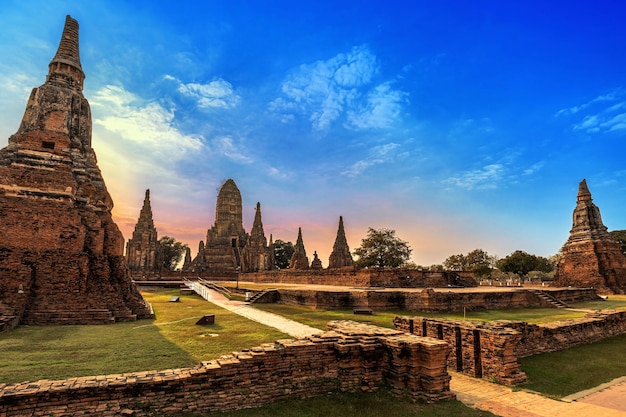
[0,321,453,416]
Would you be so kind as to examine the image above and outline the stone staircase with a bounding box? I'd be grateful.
[533,290,569,308]
[247,289,278,304]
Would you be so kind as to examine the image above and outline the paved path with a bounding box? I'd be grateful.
[190,283,320,338]
[192,283,626,416]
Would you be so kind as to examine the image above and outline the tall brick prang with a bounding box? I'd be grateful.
[554,179,626,293]
[241,202,274,272]
[126,189,161,277]
[0,15,151,329]
[328,215,354,268]
[289,227,309,269]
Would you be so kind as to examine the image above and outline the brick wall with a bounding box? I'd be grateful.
[0,321,453,416]
[394,316,526,385]
[395,310,626,385]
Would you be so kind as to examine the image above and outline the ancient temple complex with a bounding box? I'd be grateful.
[126,189,161,277]
[554,179,626,293]
[328,216,354,268]
[289,227,310,269]
[190,179,274,276]
[0,16,151,327]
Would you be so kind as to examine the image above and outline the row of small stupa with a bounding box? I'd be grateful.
[1,16,626,329]
[125,179,354,277]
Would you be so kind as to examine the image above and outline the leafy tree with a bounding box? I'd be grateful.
[430,264,444,272]
[496,250,554,277]
[444,249,494,277]
[353,228,412,268]
[609,230,626,256]
[159,236,189,271]
[273,239,294,269]
[443,254,467,271]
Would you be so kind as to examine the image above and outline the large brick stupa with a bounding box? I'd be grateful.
[554,179,626,293]
[0,16,151,328]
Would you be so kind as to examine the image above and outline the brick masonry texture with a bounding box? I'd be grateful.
[0,15,151,328]
[0,321,454,416]
[395,309,626,385]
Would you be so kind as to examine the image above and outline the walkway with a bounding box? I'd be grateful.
[191,283,626,416]
[188,282,320,338]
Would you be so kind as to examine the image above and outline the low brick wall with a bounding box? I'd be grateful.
[395,310,626,385]
[266,288,598,312]
[394,316,526,385]
[496,310,626,357]
[0,321,453,416]
[236,269,476,288]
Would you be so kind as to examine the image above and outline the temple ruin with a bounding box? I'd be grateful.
[0,16,151,327]
[554,179,626,293]
[289,227,310,269]
[328,215,354,268]
[190,179,274,276]
[125,189,161,276]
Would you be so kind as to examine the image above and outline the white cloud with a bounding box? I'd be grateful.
[347,82,408,129]
[342,142,402,177]
[523,161,545,176]
[558,88,626,134]
[165,75,240,109]
[90,85,204,160]
[444,164,504,190]
[270,45,407,132]
[211,135,253,163]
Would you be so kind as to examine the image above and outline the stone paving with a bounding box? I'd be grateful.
[196,284,626,416]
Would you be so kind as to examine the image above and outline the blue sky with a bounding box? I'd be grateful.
[1,1,625,266]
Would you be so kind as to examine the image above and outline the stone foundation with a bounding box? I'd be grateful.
[0,321,453,416]
[260,287,598,312]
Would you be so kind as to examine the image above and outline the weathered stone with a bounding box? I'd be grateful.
[191,179,248,276]
[241,202,274,272]
[328,216,354,268]
[125,189,161,277]
[289,227,309,269]
[554,179,626,293]
[181,246,192,272]
[0,16,151,327]
[310,251,323,270]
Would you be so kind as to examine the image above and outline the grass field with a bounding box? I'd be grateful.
[0,290,287,384]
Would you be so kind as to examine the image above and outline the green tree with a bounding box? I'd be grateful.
[353,228,412,268]
[443,254,467,271]
[159,236,189,271]
[609,230,626,256]
[273,239,294,269]
[496,250,554,277]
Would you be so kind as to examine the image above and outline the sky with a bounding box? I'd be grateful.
[1,1,625,267]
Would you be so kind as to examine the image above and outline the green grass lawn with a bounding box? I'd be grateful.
[519,333,626,398]
[0,290,287,384]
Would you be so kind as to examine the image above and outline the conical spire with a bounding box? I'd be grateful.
[138,189,154,227]
[569,179,608,240]
[577,179,592,202]
[329,216,354,268]
[47,15,85,90]
[289,227,309,269]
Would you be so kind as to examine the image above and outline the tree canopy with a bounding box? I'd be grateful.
[496,250,554,276]
[353,228,412,268]
[443,249,494,277]
[273,239,294,269]
[159,236,189,271]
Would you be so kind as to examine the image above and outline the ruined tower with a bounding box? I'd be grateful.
[0,16,151,327]
[125,189,161,277]
[554,179,626,293]
[191,179,248,276]
[289,227,310,269]
[241,202,274,272]
[328,216,354,268]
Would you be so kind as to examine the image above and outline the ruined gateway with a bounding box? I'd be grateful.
[0,16,151,328]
